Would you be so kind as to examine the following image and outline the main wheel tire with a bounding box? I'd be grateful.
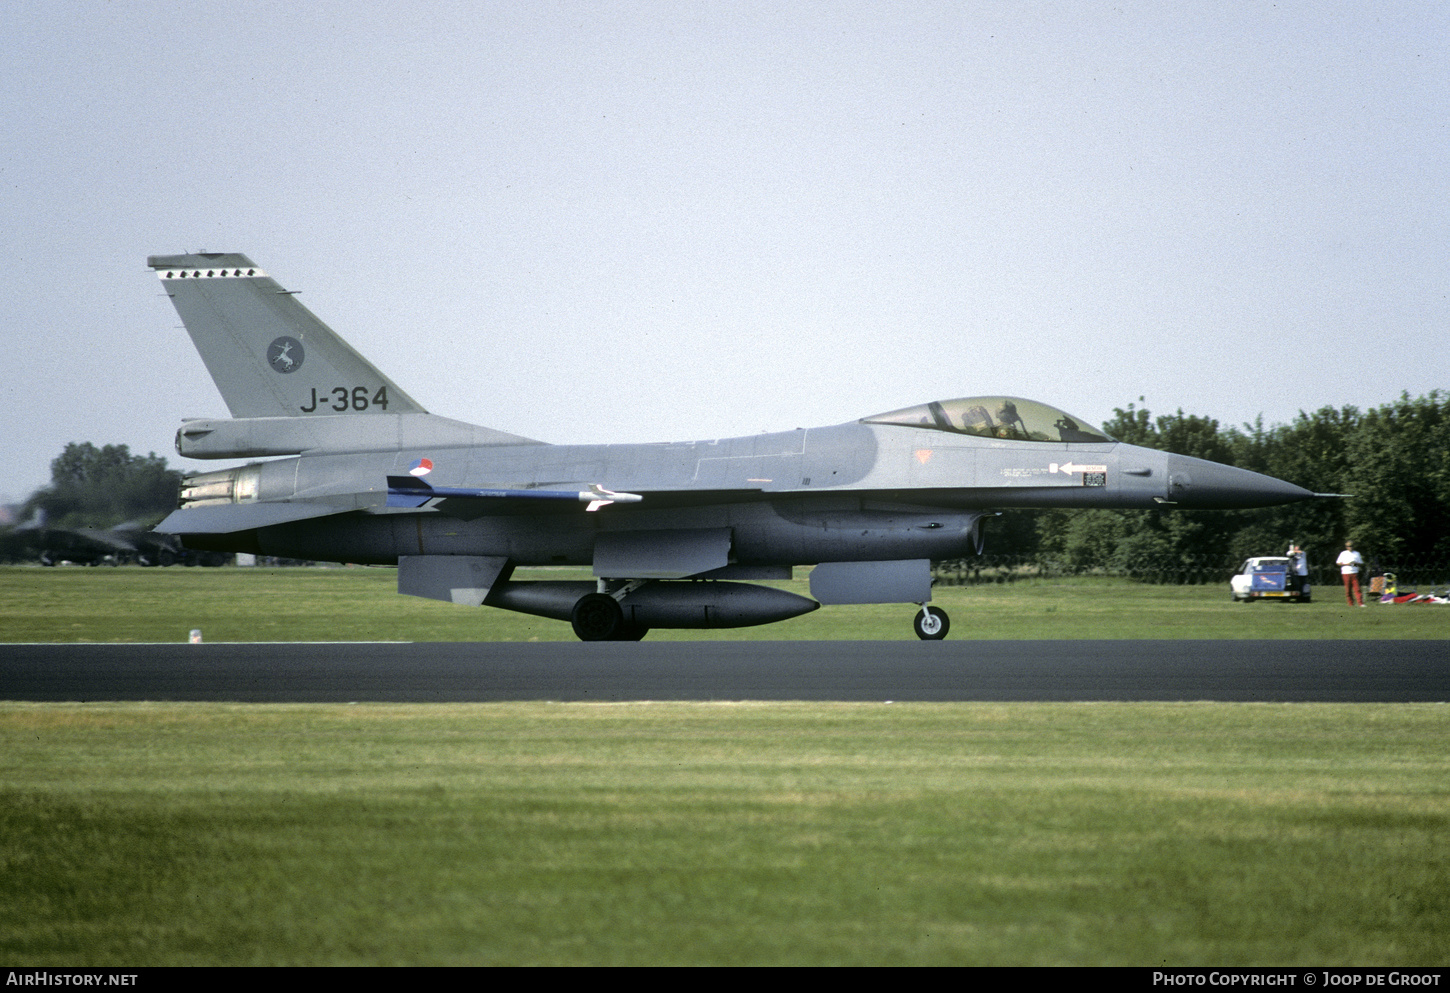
[611,623,649,641]
[913,606,950,640]
[571,593,624,641]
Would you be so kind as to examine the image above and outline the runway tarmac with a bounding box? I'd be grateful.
[1,640,1446,702]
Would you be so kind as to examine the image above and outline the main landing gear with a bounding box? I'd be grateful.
[570,592,648,642]
[913,605,950,640]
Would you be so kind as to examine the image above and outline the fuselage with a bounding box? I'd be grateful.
[179,419,1313,567]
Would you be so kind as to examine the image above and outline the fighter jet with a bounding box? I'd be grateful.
[13,510,201,567]
[151,252,1320,640]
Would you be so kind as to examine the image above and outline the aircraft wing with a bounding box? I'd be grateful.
[82,529,144,553]
[37,527,141,554]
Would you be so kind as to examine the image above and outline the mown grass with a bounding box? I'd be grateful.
[2,701,1446,966]
[5,568,1444,965]
[0,565,1443,642]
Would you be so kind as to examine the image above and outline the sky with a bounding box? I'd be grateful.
[2,1,1445,504]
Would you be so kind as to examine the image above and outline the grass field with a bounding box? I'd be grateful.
[2,701,1447,966]
[1,564,1444,642]
[2,566,1445,965]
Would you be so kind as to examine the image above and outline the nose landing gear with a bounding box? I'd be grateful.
[913,605,950,640]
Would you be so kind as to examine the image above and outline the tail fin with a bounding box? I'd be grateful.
[149,253,426,418]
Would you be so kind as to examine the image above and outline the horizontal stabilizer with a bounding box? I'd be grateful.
[154,502,351,535]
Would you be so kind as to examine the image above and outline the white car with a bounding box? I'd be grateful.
[1231,557,1310,602]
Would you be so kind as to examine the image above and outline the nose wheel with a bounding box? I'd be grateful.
[913,606,950,640]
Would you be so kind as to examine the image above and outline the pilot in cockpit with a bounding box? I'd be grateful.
[993,401,1029,440]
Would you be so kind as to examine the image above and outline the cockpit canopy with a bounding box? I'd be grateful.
[861,396,1114,443]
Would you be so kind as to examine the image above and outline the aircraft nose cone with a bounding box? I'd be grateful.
[1165,454,1315,509]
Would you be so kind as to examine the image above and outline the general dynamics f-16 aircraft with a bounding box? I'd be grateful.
[151,252,1320,640]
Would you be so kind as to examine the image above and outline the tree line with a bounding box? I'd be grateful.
[982,390,1450,582]
[21,442,183,529]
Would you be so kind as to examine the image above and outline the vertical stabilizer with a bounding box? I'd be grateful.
[149,253,426,418]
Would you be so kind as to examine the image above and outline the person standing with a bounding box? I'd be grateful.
[1286,543,1310,599]
[1336,541,1365,607]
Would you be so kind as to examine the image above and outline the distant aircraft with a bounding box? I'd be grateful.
[16,512,211,567]
[151,253,1322,640]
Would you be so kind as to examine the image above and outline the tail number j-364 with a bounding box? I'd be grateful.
[301,387,390,412]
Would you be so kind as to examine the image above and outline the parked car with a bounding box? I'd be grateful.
[1231,557,1310,602]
